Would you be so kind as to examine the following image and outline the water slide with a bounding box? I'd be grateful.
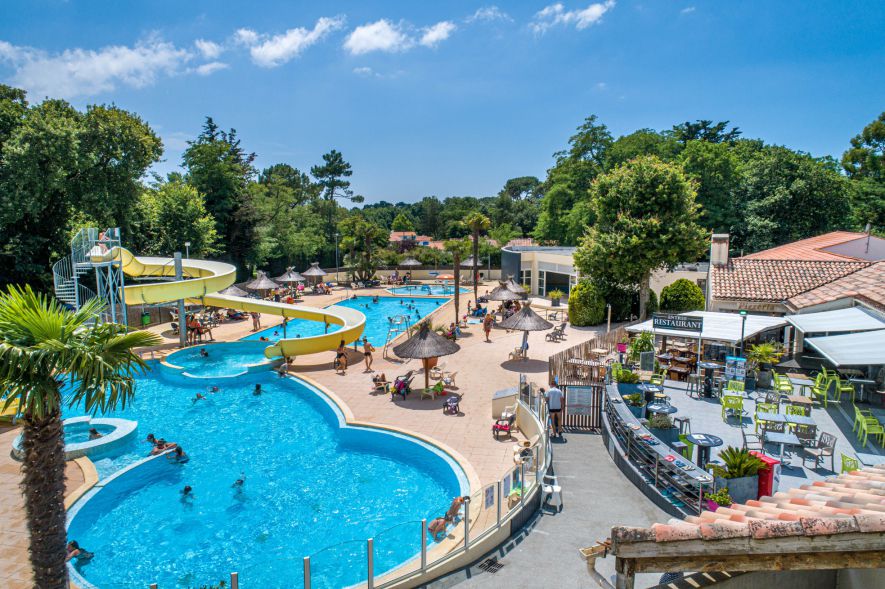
[89,247,365,358]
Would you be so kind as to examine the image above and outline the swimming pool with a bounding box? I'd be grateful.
[246,296,448,349]
[164,341,278,378]
[65,368,466,588]
[387,285,470,296]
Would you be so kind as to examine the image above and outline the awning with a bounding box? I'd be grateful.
[626,311,787,345]
[786,307,885,334]
[804,330,885,366]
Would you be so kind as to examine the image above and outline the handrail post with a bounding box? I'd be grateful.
[520,462,525,507]
[367,538,374,589]
[496,480,502,525]
[421,519,427,572]
[230,571,239,589]
[464,499,470,548]
[303,556,311,589]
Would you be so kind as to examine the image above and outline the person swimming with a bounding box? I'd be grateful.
[199,348,209,358]
[208,386,219,393]
[272,331,279,337]
[180,485,194,504]
[253,384,262,396]
[259,336,269,342]
[192,392,206,404]
[146,433,157,445]
[232,473,246,489]
[66,540,94,563]
[150,439,177,455]
[167,446,189,463]
[88,428,102,440]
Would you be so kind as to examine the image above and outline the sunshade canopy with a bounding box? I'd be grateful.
[302,262,327,277]
[275,267,306,283]
[461,256,477,267]
[437,273,455,280]
[504,277,528,295]
[392,323,461,390]
[244,271,280,291]
[805,330,885,366]
[626,311,787,345]
[496,304,553,332]
[400,258,421,267]
[487,284,523,302]
[786,307,885,334]
[218,284,249,297]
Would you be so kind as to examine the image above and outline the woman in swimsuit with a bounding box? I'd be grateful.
[335,340,348,374]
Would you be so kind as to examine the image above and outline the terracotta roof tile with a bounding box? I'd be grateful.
[611,464,885,545]
[787,262,885,311]
[711,259,870,302]
[742,232,869,261]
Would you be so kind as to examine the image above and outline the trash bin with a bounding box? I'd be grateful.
[750,451,780,499]
[140,311,151,327]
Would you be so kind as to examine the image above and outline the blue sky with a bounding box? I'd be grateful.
[1,1,883,203]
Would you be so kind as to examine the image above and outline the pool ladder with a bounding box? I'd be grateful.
[382,314,414,358]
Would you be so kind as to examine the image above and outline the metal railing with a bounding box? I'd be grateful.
[146,379,552,589]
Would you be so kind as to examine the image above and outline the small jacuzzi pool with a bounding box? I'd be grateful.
[387,284,469,296]
[163,341,279,378]
[12,416,137,461]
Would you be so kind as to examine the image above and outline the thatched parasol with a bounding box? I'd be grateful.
[275,267,305,283]
[302,262,327,285]
[504,276,528,296]
[496,303,553,359]
[392,322,460,391]
[245,271,280,292]
[400,258,421,267]
[218,284,249,297]
[460,256,476,267]
[487,284,523,302]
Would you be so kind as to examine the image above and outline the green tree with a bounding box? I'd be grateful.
[574,156,707,320]
[842,112,885,180]
[0,286,160,589]
[391,212,416,232]
[488,223,518,249]
[660,278,706,312]
[464,212,491,303]
[533,184,574,244]
[670,120,741,145]
[311,150,363,247]
[679,140,741,233]
[605,129,677,169]
[138,179,219,257]
[567,280,606,326]
[417,196,442,238]
[337,214,387,281]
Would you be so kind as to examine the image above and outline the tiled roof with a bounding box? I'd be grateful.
[506,238,536,247]
[711,259,870,302]
[426,241,446,250]
[389,231,417,241]
[612,464,885,546]
[414,235,433,242]
[743,232,869,261]
[787,262,885,312]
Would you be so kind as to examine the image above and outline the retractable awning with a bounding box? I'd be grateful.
[626,311,787,345]
[785,307,885,334]
[804,330,885,366]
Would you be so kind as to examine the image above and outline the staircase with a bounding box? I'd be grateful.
[51,228,126,324]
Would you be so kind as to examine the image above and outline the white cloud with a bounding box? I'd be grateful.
[420,21,456,48]
[193,61,228,76]
[233,28,260,46]
[194,39,222,59]
[466,6,512,23]
[0,36,192,98]
[245,16,346,67]
[531,1,615,34]
[344,19,413,55]
[353,66,374,76]
[681,6,696,14]
[594,81,607,91]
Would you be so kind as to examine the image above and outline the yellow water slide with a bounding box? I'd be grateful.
[89,247,364,358]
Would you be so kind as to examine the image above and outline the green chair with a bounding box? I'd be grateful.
[722,394,745,422]
[810,374,830,408]
[726,380,745,394]
[773,373,793,394]
[754,402,778,433]
[853,404,875,434]
[678,434,695,462]
[830,376,855,404]
[650,371,666,387]
[785,404,807,418]
[841,453,860,473]
[859,417,885,447]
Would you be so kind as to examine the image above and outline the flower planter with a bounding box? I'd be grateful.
[551,298,561,307]
[705,499,729,512]
[617,343,628,354]
[715,475,759,504]
[649,427,680,449]
[627,402,646,419]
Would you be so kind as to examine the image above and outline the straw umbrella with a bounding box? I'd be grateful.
[392,322,461,391]
[218,284,249,297]
[275,267,306,284]
[302,262,327,286]
[245,271,280,298]
[487,283,523,302]
[400,257,421,268]
[504,276,528,297]
[496,303,553,360]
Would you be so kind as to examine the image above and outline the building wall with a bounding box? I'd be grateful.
[650,268,707,298]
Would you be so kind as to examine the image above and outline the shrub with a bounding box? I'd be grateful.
[648,414,674,429]
[618,370,641,384]
[707,447,765,479]
[705,487,733,507]
[628,332,655,362]
[567,280,606,326]
[660,278,705,312]
[647,288,659,315]
[623,392,644,405]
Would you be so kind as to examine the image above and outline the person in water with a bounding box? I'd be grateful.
[88,428,103,440]
[253,384,262,396]
[180,485,194,504]
[146,433,157,445]
[233,473,246,490]
[192,392,206,403]
[167,446,189,463]
[200,348,209,358]
[66,540,94,563]
[150,439,177,455]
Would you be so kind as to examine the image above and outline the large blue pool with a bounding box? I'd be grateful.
[387,285,469,296]
[65,366,466,588]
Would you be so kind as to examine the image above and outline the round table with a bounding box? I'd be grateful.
[697,362,722,398]
[685,433,723,467]
[646,402,678,415]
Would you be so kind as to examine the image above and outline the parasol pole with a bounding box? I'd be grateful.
[423,358,431,390]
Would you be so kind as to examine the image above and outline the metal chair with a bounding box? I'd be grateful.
[785,404,808,418]
[686,374,701,398]
[721,395,745,422]
[802,432,836,471]
[754,402,778,433]
[741,427,764,452]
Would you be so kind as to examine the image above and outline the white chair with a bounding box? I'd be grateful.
[542,473,562,511]
[430,362,446,380]
[500,402,517,421]
[442,371,457,388]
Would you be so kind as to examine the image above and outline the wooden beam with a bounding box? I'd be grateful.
[614,557,635,589]
[630,550,885,574]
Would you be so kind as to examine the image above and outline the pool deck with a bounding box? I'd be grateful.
[0,284,605,587]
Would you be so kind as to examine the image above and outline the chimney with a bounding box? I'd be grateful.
[710,234,730,267]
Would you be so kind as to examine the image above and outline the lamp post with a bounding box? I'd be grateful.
[738,310,748,357]
[184,241,191,259]
[335,232,340,284]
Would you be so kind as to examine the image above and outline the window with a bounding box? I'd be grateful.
[538,270,546,296]
[520,269,532,291]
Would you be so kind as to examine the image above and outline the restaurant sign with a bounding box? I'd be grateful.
[652,313,703,333]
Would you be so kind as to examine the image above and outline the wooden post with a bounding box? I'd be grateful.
[615,557,635,589]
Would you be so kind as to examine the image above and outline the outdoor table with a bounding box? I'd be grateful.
[785,395,813,413]
[638,383,663,405]
[755,412,817,426]
[685,433,723,467]
[697,362,722,398]
[590,347,609,359]
[788,377,815,397]
[764,430,801,466]
[646,402,678,415]
[849,378,876,403]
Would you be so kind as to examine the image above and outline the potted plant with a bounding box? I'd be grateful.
[704,487,733,512]
[628,331,655,363]
[623,392,646,419]
[647,413,679,447]
[548,289,565,307]
[745,342,783,391]
[617,369,640,384]
[707,446,765,504]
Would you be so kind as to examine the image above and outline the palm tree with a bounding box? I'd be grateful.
[0,285,161,589]
[464,212,491,304]
[443,239,469,321]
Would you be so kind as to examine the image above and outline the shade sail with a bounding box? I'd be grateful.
[786,307,885,334]
[244,271,280,291]
[805,330,885,366]
[392,323,461,390]
[302,262,327,277]
[496,304,553,332]
[275,267,306,283]
[626,311,787,345]
[218,285,249,297]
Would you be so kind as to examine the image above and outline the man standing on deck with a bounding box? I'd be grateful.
[542,385,564,437]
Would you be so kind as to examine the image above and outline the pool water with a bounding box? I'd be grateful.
[240,316,342,344]
[165,341,275,377]
[332,296,449,347]
[64,423,115,445]
[66,368,464,589]
[387,285,469,296]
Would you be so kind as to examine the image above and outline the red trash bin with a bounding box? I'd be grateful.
[750,451,780,499]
